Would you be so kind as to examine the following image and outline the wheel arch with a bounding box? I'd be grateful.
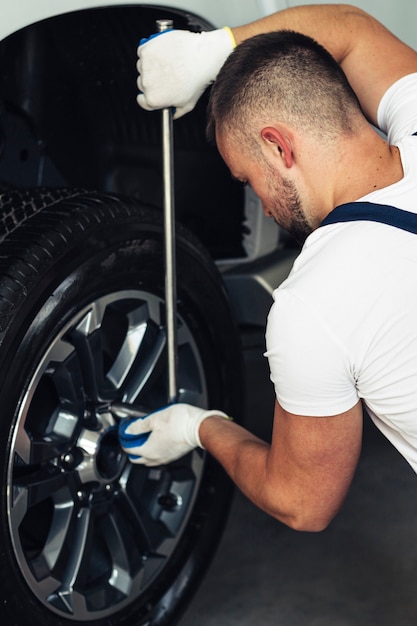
[0,5,246,260]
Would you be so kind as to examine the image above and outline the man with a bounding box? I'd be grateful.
[119,4,417,532]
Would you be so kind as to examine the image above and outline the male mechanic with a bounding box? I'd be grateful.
[119,4,417,531]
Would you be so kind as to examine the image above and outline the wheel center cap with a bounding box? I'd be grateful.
[76,411,125,485]
[96,429,125,481]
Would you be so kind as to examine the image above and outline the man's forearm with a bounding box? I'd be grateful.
[198,415,287,520]
[232,3,417,126]
[199,415,326,531]
[232,4,352,55]
[232,4,363,59]
[199,398,363,533]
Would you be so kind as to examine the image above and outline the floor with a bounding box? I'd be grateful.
[179,328,417,626]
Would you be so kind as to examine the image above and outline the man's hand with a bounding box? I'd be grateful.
[118,403,231,466]
[137,28,235,119]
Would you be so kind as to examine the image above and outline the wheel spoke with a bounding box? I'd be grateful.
[13,423,62,466]
[69,306,108,402]
[106,302,153,390]
[120,325,166,404]
[95,512,136,597]
[117,467,162,554]
[46,359,85,427]
[46,507,91,615]
[13,465,68,510]
[103,298,167,404]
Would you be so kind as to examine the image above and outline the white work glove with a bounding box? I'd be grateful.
[137,27,236,119]
[118,403,231,466]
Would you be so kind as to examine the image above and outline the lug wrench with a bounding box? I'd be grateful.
[157,18,178,405]
[112,20,177,423]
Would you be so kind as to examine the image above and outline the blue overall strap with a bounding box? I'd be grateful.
[320,201,417,234]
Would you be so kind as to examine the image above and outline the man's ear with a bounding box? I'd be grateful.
[261,126,294,168]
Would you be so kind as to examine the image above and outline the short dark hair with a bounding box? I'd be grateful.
[207,30,363,144]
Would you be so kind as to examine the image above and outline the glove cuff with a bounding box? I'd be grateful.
[194,410,233,449]
[222,26,237,48]
[202,27,236,81]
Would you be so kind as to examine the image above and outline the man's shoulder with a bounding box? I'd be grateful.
[378,73,417,141]
[275,217,416,314]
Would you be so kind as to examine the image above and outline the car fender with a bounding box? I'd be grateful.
[0,0,289,42]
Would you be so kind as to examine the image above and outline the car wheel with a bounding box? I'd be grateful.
[0,189,243,625]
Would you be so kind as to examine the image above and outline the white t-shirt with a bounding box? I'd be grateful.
[265,73,417,473]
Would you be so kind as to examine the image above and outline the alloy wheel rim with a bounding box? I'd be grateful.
[7,290,207,620]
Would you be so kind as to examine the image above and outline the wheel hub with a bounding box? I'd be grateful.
[76,411,126,486]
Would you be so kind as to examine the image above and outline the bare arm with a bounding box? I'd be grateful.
[232,4,417,126]
[199,399,363,531]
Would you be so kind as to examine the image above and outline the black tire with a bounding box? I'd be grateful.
[0,189,243,625]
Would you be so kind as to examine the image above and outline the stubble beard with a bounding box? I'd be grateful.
[268,175,313,246]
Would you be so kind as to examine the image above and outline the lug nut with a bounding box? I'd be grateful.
[158,492,183,512]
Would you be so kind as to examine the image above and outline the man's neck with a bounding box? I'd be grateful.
[328,130,404,217]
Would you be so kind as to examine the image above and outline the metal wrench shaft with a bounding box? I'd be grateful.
[157,18,178,404]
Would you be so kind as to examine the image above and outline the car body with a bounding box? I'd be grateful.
[0,2,415,625]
